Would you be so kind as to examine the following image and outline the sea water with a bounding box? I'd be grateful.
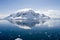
[0,19,60,40]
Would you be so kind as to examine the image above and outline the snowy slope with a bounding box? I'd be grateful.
[5,8,50,20]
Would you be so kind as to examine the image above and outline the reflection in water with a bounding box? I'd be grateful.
[8,19,47,29]
[0,19,60,40]
[43,19,60,27]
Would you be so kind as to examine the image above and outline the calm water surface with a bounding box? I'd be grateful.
[0,19,60,40]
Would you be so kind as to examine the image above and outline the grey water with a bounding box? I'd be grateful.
[0,19,60,40]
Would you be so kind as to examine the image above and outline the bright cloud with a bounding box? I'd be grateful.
[0,14,9,18]
[16,8,33,13]
[40,10,60,18]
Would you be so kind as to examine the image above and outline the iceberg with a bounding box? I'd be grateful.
[5,8,50,29]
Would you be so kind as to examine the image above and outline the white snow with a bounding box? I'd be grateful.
[16,8,33,13]
[6,8,49,20]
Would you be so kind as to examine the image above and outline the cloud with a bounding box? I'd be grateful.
[40,9,60,18]
[16,8,33,13]
[0,14,9,18]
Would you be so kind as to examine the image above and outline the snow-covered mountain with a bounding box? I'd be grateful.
[5,8,50,20]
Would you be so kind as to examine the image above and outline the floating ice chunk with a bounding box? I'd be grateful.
[0,32,2,34]
[18,35,20,37]
[15,38,23,40]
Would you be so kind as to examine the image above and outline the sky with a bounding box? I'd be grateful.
[0,0,60,18]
